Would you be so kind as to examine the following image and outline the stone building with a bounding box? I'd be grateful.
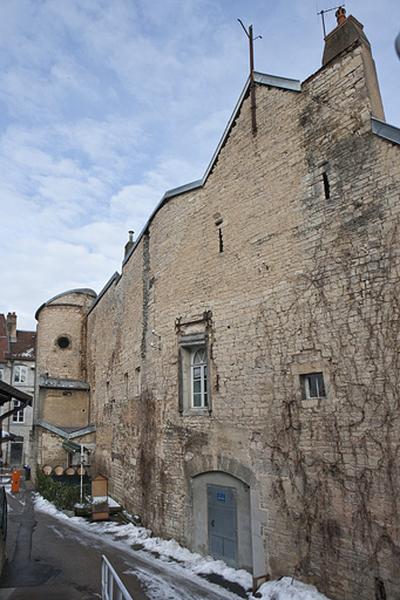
[33,13,400,600]
[0,312,35,465]
[33,290,96,469]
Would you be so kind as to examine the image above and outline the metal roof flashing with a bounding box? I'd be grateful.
[35,288,97,321]
[87,272,120,315]
[254,72,301,92]
[371,117,400,146]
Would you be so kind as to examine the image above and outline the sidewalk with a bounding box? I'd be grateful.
[0,482,102,599]
[0,484,247,599]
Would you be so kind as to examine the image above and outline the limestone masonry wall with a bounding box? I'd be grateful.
[34,290,96,470]
[81,41,399,600]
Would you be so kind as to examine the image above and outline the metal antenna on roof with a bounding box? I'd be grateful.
[317,4,345,39]
[238,19,262,136]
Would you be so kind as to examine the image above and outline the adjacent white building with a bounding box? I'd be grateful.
[0,312,35,465]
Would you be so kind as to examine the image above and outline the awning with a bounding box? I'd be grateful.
[0,380,32,406]
[62,440,82,454]
[0,431,17,443]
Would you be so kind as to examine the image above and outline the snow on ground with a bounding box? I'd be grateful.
[127,566,212,600]
[254,577,330,600]
[33,494,331,600]
[34,494,251,591]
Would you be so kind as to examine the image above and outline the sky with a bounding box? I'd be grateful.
[0,0,399,330]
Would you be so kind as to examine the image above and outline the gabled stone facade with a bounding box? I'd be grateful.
[34,14,400,600]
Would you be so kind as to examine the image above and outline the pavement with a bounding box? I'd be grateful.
[0,484,247,600]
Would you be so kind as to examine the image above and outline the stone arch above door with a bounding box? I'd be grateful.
[184,452,258,489]
[190,469,254,573]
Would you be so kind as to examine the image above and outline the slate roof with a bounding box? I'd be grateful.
[8,330,36,361]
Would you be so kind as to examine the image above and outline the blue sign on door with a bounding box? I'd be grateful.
[217,492,226,502]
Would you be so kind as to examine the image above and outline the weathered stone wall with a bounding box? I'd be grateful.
[86,42,400,599]
[33,290,96,471]
[36,291,95,381]
[40,389,89,428]
[87,251,144,502]
[36,429,95,468]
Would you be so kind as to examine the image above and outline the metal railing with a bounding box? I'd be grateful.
[101,554,133,600]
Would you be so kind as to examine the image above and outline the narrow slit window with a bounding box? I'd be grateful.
[322,171,330,199]
[124,373,129,400]
[218,228,224,253]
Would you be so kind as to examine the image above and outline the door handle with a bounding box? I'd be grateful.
[211,519,215,527]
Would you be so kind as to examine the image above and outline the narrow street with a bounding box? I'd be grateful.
[0,486,247,600]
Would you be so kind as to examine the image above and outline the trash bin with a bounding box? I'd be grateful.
[23,465,31,481]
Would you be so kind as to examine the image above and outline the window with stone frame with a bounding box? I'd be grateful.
[12,400,25,423]
[300,372,326,400]
[191,347,208,408]
[13,365,28,384]
[179,333,210,414]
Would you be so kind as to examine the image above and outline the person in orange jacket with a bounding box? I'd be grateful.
[11,468,21,494]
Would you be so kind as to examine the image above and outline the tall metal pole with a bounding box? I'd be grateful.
[317,5,346,40]
[80,444,84,504]
[320,11,327,39]
[249,25,257,136]
[238,19,261,137]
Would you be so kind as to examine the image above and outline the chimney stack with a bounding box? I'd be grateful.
[6,312,17,342]
[335,6,347,26]
[322,13,385,121]
[124,230,135,259]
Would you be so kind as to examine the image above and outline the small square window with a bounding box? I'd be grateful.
[300,372,326,400]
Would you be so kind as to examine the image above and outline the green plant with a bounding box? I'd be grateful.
[36,471,90,510]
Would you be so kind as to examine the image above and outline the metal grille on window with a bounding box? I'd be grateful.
[191,348,208,408]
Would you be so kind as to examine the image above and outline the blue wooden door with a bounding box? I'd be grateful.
[207,484,238,565]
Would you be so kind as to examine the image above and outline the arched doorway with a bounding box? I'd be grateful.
[191,471,253,571]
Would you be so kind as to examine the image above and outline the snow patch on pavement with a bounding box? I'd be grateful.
[34,494,332,600]
[34,494,251,590]
[253,577,330,600]
[129,566,201,600]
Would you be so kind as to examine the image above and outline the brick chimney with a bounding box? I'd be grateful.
[6,312,17,343]
[322,9,385,120]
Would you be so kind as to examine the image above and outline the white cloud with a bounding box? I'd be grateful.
[0,0,399,329]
